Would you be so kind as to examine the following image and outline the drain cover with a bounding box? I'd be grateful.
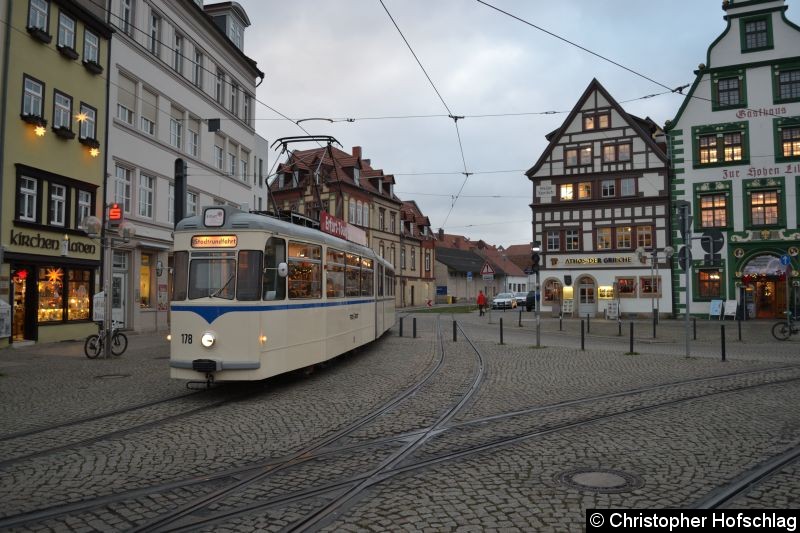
[558,468,642,493]
[95,374,131,380]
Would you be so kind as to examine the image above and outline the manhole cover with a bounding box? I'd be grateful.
[557,468,643,493]
[94,374,131,380]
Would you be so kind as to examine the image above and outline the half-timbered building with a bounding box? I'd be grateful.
[526,78,672,318]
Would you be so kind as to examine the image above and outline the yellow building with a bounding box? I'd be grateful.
[0,0,111,346]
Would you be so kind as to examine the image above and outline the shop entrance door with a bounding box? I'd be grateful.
[578,277,597,317]
[11,266,36,342]
[112,272,126,326]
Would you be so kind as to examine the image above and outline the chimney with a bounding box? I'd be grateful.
[438,228,444,239]
[352,146,362,159]
[362,159,370,166]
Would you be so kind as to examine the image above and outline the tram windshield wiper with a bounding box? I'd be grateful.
[209,273,235,298]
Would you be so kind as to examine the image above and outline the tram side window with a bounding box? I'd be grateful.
[263,237,286,301]
[377,264,384,296]
[237,250,262,301]
[288,241,322,299]
[361,258,374,296]
[172,251,188,301]
[326,249,345,298]
[345,253,361,297]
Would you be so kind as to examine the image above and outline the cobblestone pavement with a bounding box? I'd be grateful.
[0,310,798,531]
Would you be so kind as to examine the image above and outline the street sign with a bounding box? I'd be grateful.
[701,229,724,253]
[479,262,495,276]
[482,274,494,282]
[781,255,791,266]
[108,203,123,228]
[466,271,473,281]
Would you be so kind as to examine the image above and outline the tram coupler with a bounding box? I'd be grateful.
[186,373,216,390]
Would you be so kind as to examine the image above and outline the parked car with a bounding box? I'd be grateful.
[525,290,536,312]
[492,292,517,310]
[514,292,527,307]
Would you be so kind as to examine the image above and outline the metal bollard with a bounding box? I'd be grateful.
[399,317,404,337]
[629,322,634,353]
[559,315,563,331]
[453,321,457,342]
[519,310,522,327]
[652,313,657,339]
[618,320,622,337]
[721,324,726,362]
[737,318,742,342]
[500,317,504,345]
[413,318,417,338]
[693,318,697,341]
[581,319,585,351]
[586,314,590,334]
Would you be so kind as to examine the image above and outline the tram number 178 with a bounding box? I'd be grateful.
[181,334,193,344]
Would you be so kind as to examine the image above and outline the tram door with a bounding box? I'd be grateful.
[578,277,597,317]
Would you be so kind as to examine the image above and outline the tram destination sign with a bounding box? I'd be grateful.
[191,235,238,248]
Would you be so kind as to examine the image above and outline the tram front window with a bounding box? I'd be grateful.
[172,251,188,301]
[189,252,236,300]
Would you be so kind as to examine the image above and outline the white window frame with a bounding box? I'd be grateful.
[601,179,616,198]
[20,176,37,222]
[620,178,635,197]
[167,183,174,223]
[23,76,43,117]
[170,118,183,149]
[28,0,48,31]
[547,230,560,251]
[114,165,132,213]
[188,127,199,157]
[173,33,183,74]
[216,69,225,104]
[54,92,72,129]
[79,103,96,139]
[193,49,203,88]
[138,174,154,218]
[83,30,99,63]
[148,12,160,56]
[187,191,198,216]
[120,0,133,35]
[50,183,66,226]
[214,144,224,169]
[58,12,75,50]
[78,190,91,227]
[240,155,248,182]
[228,152,236,176]
[140,115,155,136]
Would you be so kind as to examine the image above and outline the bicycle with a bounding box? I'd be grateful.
[84,321,128,358]
[771,312,799,341]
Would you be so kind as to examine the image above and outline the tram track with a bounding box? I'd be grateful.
[2,319,800,531]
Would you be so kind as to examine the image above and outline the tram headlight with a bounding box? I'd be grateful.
[201,332,216,348]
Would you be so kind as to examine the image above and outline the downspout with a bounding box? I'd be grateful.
[0,0,13,284]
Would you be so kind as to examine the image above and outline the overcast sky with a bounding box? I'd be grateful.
[236,0,739,247]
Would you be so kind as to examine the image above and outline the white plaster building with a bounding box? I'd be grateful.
[105,0,263,332]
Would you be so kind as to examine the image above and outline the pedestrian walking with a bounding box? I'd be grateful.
[477,290,487,316]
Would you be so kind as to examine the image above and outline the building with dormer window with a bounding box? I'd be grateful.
[667,0,800,319]
[526,78,672,318]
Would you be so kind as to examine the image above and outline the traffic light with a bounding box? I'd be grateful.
[531,240,541,273]
[108,203,123,228]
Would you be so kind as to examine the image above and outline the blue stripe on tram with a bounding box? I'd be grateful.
[171,299,378,324]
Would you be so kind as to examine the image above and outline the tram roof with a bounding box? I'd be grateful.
[175,206,394,270]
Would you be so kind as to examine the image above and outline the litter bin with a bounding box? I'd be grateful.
[447,296,453,304]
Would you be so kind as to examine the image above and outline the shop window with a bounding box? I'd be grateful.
[288,242,321,299]
[697,270,722,299]
[140,254,154,308]
[598,286,614,299]
[543,279,562,302]
[326,249,346,298]
[616,277,636,298]
[67,270,91,320]
[640,276,661,297]
[38,267,64,322]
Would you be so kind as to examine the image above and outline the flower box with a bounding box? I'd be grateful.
[53,126,76,140]
[79,137,100,149]
[57,45,79,61]
[26,26,52,44]
[20,114,47,127]
[82,60,103,75]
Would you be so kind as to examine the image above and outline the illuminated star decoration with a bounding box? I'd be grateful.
[46,268,63,284]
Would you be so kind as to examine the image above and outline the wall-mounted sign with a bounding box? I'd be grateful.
[191,235,238,248]
[320,211,348,240]
[536,183,556,197]
[721,163,800,180]
[9,230,97,255]
[562,256,633,266]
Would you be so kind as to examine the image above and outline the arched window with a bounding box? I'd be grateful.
[348,198,356,223]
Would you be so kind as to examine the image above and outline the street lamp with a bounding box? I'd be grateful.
[532,240,541,347]
[83,215,135,358]
[636,245,674,326]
